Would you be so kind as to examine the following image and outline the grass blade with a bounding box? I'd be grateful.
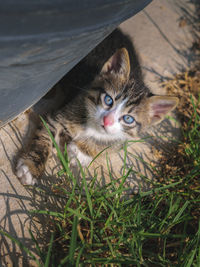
[44,232,54,267]
[87,146,111,168]
[68,216,78,265]
[67,207,91,222]
[30,209,64,219]
[77,160,93,217]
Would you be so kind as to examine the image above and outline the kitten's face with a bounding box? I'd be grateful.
[86,79,142,142]
[84,48,178,143]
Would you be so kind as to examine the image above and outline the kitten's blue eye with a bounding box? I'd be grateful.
[104,94,113,106]
[123,115,135,124]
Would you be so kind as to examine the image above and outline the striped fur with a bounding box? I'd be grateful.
[16,31,178,185]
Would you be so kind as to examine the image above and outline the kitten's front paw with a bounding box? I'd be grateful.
[16,159,37,186]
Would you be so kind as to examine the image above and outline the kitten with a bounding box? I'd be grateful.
[15,30,178,185]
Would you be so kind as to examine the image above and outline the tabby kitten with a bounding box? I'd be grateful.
[16,37,178,185]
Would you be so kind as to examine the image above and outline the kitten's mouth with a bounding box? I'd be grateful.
[101,124,112,135]
[101,124,109,134]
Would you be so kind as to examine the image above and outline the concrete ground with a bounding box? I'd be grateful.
[0,0,198,265]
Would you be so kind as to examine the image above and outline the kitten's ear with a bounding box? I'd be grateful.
[101,48,130,82]
[147,96,179,125]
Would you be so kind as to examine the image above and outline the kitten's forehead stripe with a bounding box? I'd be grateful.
[126,92,146,107]
[127,106,135,113]
[126,100,138,108]
[122,94,129,101]
[123,84,129,93]
[115,93,122,101]
[104,77,116,92]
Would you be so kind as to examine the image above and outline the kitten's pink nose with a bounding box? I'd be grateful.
[103,113,115,126]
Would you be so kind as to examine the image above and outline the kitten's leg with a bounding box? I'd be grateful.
[16,124,53,185]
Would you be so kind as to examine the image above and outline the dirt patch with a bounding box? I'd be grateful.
[155,70,200,167]
[153,69,200,206]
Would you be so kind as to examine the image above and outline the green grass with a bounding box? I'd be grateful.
[1,96,200,266]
